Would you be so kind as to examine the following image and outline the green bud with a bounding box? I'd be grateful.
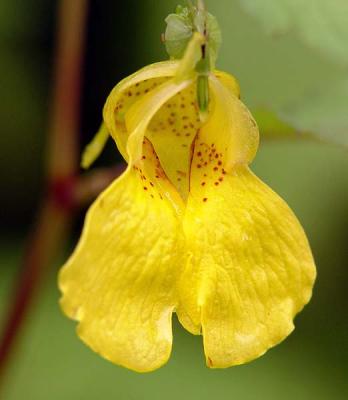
[164,8,193,59]
[164,3,222,68]
[205,13,222,68]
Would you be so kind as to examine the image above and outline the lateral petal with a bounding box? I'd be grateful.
[180,160,316,368]
[59,140,184,372]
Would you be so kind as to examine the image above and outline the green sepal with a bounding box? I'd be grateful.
[205,13,222,68]
[164,4,221,69]
[164,10,193,59]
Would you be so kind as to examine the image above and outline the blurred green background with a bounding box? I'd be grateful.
[1,0,347,399]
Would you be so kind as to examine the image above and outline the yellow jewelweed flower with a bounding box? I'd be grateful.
[59,32,316,372]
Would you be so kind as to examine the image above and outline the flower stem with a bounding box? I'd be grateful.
[0,0,88,388]
[46,0,89,179]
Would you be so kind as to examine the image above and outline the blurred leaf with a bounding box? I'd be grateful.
[279,77,348,147]
[253,109,298,140]
[253,79,348,148]
[232,0,348,148]
[238,0,348,67]
[0,0,51,40]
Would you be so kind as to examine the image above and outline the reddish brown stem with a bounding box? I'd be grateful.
[0,0,88,388]
[47,0,88,179]
[73,164,126,206]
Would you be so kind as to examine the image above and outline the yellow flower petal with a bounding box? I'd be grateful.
[178,164,316,367]
[103,61,178,160]
[214,70,240,99]
[142,82,201,199]
[59,139,185,372]
[206,75,259,169]
[176,73,315,367]
[60,72,191,372]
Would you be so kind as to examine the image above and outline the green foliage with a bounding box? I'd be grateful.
[279,77,348,147]
[239,0,348,67]
[237,0,348,148]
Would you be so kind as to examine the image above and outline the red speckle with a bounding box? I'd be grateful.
[143,186,148,190]
[201,182,206,186]
[203,197,208,202]
[213,167,218,171]
[218,160,222,166]
[197,164,202,168]
[214,182,219,186]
